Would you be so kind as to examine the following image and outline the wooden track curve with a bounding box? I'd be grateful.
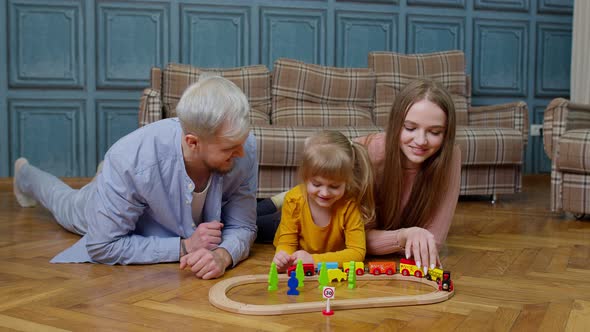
[209,273,454,315]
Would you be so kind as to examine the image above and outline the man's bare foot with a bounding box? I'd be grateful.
[13,158,37,207]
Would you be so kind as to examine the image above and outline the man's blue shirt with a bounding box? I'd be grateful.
[51,118,258,265]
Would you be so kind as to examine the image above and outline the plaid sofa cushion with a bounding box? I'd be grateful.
[252,125,382,166]
[460,166,522,195]
[456,127,524,165]
[368,51,468,126]
[556,129,590,173]
[271,58,376,126]
[161,63,272,125]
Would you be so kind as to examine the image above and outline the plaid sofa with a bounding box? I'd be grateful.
[543,98,590,216]
[139,51,529,199]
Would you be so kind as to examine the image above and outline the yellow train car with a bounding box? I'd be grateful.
[343,261,365,275]
[399,258,423,278]
[426,267,444,282]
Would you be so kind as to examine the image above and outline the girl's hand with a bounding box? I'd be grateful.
[273,250,294,272]
[400,227,440,273]
[291,250,314,265]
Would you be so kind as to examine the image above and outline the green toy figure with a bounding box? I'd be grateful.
[295,259,305,288]
[268,262,279,291]
[348,261,357,289]
[318,262,329,288]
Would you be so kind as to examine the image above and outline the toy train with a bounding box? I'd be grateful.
[287,258,453,292]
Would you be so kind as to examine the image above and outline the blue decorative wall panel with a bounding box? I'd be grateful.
[535,23,571,97]
[538,0,573,14]
[473,19,528,97]
[407,0,465,8]
[96,2,169,88]
[338,0,398,4]
[181,5,249,67]
[407,15,464,54]
[335,11,397,67]
[9,0,84,88]
[474,0,529,12]
[8,99,84,176]
[533,106,551,173]
[96,100,139,160]
[0,0,573,176]
[260,7,326,67]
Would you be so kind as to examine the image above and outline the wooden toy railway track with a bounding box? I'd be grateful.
[209,273,454,315]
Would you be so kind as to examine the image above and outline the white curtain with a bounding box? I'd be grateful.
[571,0,590,103]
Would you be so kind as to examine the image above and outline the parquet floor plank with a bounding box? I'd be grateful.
[565,300,590,331]
[538,300,573,332]
[0,313,70,332]
[0,175,589,331]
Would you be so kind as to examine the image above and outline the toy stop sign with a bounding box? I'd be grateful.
[322,287,335,299]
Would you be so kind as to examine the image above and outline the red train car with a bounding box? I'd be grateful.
[367,261,396,275]
[287,263,315,276]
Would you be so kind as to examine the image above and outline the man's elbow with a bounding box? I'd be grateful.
[86,242,121,265]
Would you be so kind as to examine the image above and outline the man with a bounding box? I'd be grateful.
[13,76,258,279]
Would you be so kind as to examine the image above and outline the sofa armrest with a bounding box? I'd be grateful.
[149,67,162,91]
[138,88,162,127]
[468,101,529,146]
[543,98,590,159]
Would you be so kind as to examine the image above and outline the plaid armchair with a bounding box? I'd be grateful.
[139,51,529,200]
[543,98,590,217]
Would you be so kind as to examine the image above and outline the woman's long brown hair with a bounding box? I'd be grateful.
[373,78,456,231]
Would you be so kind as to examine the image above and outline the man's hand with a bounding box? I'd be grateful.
[184,221,223,253]
[179,247,232,279]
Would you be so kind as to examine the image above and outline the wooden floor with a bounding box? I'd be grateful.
[1,175,589,331]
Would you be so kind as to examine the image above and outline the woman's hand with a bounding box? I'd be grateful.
[400,227,440,273]
[291,250,314,265]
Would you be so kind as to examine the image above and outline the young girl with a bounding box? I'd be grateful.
[272,130,375,272]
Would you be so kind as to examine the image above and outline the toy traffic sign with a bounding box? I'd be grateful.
[322,286,335,315]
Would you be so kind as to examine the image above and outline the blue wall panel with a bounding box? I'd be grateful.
[535,23,571,97]
[9,99,84,176]
[96,1,170,88]
[533,105,551,173]
[538,0,573,14]
[181,5,250,67]
[407,15,464,54]
[335,11,397,67]
[474,0,529,12]
[96,100,140,161]
[407,0,465,8]
[9,0,84,88]
[339,0,399,4]
[260,7,326,68]
[0,0,574,176]
[473,19,528,97]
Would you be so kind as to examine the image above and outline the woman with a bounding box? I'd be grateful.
[355,78,460,274]
[257,78,461,274]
